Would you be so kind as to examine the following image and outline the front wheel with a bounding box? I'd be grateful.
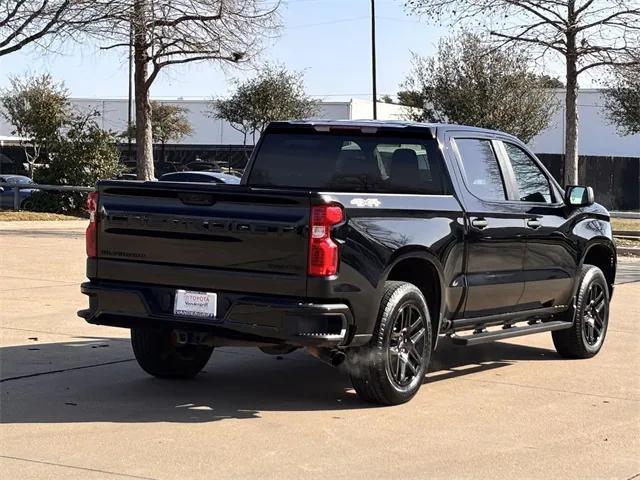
[552,265,610,359]
[131,327,213,379]
[348,281,432,405]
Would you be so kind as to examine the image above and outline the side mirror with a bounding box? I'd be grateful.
[565,185,594,207]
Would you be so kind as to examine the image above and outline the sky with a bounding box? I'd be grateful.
[0,0,571,101]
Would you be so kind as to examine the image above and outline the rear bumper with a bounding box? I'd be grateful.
[79,281,367,348]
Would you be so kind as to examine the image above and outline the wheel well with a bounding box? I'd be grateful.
[583,244,615,293]
[387,257,442,345]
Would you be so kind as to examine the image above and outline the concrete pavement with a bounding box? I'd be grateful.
[1,221,639,479]
[615,261,640,285]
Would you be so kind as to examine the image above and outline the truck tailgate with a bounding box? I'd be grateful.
[95,181,310,296]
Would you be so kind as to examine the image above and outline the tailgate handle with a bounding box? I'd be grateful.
[178,193,216,206]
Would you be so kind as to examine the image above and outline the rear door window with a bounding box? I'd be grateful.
[454,138,507,201]
[249,132,449,194]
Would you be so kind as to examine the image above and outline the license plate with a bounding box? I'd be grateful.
[173,290,217,318]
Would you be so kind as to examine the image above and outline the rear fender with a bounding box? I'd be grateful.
[382,248,446,348]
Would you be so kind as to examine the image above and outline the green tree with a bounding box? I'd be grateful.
[396,89,424,109]
[403,33,556,143]
[152,102,193,166]
[41,113,121,186]
[211,64,319,146]
[152,103,193,146]
[604,65,640,136]
[0,74,70,177]
[125,102,194,163]
[538,75,564,89]
[30,112,122,213]
[211,93,253,146]
[0,73,122,212]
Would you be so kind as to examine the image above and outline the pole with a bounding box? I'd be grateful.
[127,20,133,162]
[371,0,378,120]
[13,185,20,210]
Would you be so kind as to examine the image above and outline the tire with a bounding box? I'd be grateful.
[347,281,432,405]
[552,265,610,359]
[131,327,213,379]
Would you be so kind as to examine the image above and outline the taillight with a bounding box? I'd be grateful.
[86,191,99,258]
[308,204,344,276]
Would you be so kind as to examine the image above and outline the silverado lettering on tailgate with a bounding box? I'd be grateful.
[104,212,298,236]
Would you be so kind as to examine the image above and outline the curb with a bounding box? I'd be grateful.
[613,230,640,238]
[618,247,640,257]
[611,211,640,219]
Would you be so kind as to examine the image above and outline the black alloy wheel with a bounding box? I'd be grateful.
[386,304,428,389]
[348,281,432,405]
[581,281,607,349]
[552,265,610,359]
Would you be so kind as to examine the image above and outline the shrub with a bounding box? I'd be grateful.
[31,114,122,213]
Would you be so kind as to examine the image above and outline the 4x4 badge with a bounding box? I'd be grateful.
[350,198,381,208]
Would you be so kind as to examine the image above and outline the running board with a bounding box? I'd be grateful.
[450,320,573,346]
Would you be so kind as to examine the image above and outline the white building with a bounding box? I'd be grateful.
[1,91,638,157]
[40,98,410,146]
[529,89,639,158]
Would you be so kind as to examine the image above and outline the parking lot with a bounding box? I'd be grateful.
[1,220,639,480]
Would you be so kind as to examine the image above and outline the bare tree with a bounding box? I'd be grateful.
[405,0,640,185]
[0,0,79,56]
[82,0,281,180]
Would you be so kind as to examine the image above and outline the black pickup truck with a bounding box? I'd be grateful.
[79,120,616,405]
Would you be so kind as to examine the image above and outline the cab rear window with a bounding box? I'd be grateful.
[248,132,450,194]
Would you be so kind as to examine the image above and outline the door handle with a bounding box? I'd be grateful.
[526,218,541,229]
[471,218,488,229]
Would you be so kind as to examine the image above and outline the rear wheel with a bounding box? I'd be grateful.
[552,265,610,359]
[131,327,213,379]
[348,281,432,405]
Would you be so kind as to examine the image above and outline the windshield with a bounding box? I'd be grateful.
[248,132,450,194]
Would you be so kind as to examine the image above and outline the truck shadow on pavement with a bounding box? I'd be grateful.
[0,336,559,424]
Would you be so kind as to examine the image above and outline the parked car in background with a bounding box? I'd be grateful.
[0,175,35,209]
[159,171,241,184]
